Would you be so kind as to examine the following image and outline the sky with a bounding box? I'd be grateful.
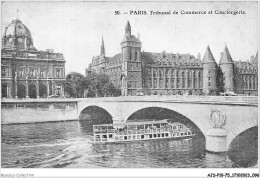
[1,1,258,75]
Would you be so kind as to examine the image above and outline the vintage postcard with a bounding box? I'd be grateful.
[1,1,259,177]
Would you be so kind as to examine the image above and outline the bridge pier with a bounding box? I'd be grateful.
[205,129,227,153]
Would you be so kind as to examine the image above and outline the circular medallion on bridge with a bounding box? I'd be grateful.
[209,109,226,129]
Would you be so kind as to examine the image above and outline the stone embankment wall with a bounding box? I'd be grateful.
[1,101,78,124]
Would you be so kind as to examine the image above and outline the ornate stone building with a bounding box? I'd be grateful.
[1,19,66,99]
[86,21,258,96]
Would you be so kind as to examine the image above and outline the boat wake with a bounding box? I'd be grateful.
[23,137,94,168]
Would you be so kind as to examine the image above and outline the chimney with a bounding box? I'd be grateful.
[197,52,201,60]
[176,52,179,59]
[161,50,166,58]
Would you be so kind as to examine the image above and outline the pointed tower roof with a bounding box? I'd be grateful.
[220,46,233,64]
[202,46,216,63]
[126,20,131,29]
[100,35,105,56]
[101,34,104,47]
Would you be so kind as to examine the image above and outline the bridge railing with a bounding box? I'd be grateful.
[1,95,258,104]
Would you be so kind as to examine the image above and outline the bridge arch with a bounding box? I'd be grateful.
[227,117,258,148]
[123,103,211,137]
[78,105,113,124]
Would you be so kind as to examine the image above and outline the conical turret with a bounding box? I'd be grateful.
[219,46,234,92]
[202,46,218,94]
[202,46,216,63]
[219,46,233,64]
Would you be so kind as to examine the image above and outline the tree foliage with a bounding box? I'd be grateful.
[65,72,121,98]
[65,72,85,98]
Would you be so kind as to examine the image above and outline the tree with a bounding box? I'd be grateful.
[86,73,121,97]
[65,72,121,98]
[65,72,85,98]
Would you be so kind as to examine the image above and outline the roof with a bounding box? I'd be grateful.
[220,46,233,64]
[126,20,131,29]
[168,122,185,126]
[142,51,201,65]
[106,53,122,66]
[3,19,35,50]
[202,46,216,63]
[93,119,170,127]
[121,35,141,43]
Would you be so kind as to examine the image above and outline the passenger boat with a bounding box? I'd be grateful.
[93,120,195,143]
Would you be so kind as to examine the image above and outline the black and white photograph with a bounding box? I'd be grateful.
[1,1,259,177]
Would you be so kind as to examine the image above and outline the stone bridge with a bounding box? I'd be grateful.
[1,95,258,153]
[77,96,258,153]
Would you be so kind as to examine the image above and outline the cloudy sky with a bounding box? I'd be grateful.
[1,1,258,75]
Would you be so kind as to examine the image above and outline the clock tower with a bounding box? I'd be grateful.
[120,21,142,96]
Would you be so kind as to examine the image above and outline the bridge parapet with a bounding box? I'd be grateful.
[1,96,258,104]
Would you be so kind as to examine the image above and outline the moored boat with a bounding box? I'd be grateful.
[93,119,195,143]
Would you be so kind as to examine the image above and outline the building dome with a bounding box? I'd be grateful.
[2,19,35,50]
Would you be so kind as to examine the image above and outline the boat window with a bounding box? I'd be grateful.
[192,132,195,134]
[141,135,144,139]
[162,133,164,137]
[188,132,191,135]
[128,136,131,140]
[153,134,157,138]
[115,137,118,140]
[185,133,187,135]
[137,135,140,139]
[177,133,179,136]
[120,136,123,140]
[95,135,100,138]
[165,133,169,137]
[109,134,113,138]
[149,134,152,138]
[102,135,107,138]
[172,134,175,137]
[157,134,160,137]
[133,135,136,139]
[181,133,183,136]
[124,136,127,140]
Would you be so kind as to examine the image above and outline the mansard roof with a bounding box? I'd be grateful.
[202,46,216,63]
[220,46,233,64]
[142,51,201,65]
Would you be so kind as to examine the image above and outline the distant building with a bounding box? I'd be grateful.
[86,21,258,96]
[1,19,66,98]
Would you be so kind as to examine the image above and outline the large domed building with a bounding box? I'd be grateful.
[1,19,66,99]
[2,19,35,51]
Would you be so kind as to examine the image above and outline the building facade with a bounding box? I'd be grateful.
[1,19,66,99]
[86,21,258,96]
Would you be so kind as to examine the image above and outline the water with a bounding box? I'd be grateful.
[1,120,258,168]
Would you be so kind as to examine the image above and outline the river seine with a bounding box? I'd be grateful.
[1,120,258,168]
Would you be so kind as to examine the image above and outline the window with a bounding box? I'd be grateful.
[1,67,8,77]
[1,84,8,97]
[18,68,24,78]
[29,68,36,78]
[56,69,61,78]
[40,69,45,78]
[56,84,62,96]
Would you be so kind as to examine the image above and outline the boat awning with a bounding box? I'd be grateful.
[93,119,169,127]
